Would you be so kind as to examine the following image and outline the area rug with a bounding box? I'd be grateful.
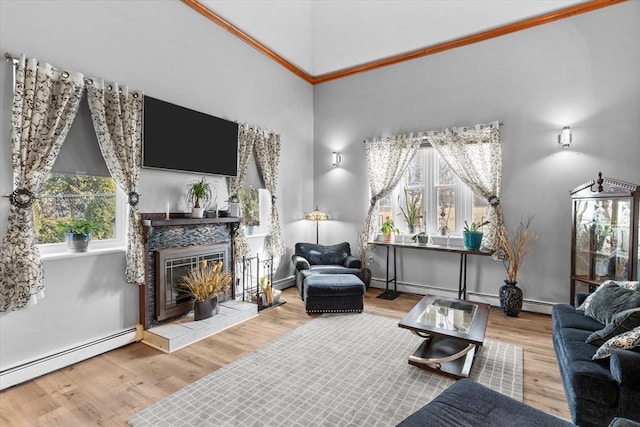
[128,313,523,426]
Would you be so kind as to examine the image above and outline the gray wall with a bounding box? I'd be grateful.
[313,1,640,307]
[0,0,314,370]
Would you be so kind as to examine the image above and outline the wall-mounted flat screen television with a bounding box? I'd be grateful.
[143,95,239,176]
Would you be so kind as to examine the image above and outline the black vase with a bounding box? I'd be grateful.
[194,296,219,321]
[361,268,372,290]
[499,281,523,317]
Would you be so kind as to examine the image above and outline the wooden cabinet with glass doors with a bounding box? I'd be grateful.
[569,173,640,305]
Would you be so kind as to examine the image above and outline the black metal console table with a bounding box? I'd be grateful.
[371,242,493,300]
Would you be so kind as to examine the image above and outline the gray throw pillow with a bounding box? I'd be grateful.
[586,307,640,346]
[584,283,640,325]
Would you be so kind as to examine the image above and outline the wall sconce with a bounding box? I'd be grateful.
[558,126,572,149]
[332,152,342,167]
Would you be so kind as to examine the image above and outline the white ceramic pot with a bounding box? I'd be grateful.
[192,207,204,218]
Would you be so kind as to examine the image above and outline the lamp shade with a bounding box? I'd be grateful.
[304,206,329,221]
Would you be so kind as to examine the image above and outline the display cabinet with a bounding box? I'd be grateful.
[569,173,640,304]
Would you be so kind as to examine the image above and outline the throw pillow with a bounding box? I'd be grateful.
[584,283,640,325]
[586,307,640,346]
[592,326,640,360]
[578,280,640,311]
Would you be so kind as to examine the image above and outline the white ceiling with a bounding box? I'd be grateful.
[199,0,586,76]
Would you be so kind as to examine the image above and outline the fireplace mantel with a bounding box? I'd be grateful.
[138,212,241,329]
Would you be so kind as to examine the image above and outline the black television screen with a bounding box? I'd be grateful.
[143,96,239,176]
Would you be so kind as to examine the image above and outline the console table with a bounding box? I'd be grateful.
[371,241,492,300]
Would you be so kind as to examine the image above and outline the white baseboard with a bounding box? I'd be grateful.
[369,279,554,315]
[0,326,142,390]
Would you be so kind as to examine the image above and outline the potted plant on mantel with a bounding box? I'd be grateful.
[463,219,489,250]
[187,177,214,219]
[179,260,232,321]
[497,216,538,317]
[58,218,99,253]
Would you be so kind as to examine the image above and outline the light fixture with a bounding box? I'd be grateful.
[304,206,329,244]
[332,152,342,167]
[558,126,572,149]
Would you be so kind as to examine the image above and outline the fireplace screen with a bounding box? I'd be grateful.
[155,243,229,321]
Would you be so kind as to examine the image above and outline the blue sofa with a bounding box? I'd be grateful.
[552,294,640,427]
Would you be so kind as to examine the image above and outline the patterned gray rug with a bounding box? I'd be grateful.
[128,312,523,426]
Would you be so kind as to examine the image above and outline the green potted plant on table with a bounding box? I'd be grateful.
[411,231,432,245]
[399,186,421,234]
[497,217,538,317]
[58,218,99,253]
[463,219,489,250]
[187,177,214,219]
[179,260,232,321]
[380,216,400,243]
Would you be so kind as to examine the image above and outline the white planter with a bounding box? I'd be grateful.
[192,207,204,218]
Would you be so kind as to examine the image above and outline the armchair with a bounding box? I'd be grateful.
[291,242,362,299]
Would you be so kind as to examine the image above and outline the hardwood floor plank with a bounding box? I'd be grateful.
[0,287,571,425]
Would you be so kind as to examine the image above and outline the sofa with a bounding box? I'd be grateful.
[552,282,640,427]
[291,242,362,299]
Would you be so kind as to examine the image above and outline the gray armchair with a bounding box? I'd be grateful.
[291,242,362,299]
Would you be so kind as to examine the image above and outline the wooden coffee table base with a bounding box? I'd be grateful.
[408,334,481,378]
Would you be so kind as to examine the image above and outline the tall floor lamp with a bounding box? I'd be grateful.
[304,206,329,244]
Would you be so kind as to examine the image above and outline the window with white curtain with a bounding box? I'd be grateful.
[35,97,126,254]
[377,146,488,236]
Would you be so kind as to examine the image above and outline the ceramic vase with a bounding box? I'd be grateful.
[194,296,219,321]
[67,232,91,253]
[463,231,483,250]
[361,267,372,289]
[499,280,523,317]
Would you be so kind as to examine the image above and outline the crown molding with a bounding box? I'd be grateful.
[181,0,626,85]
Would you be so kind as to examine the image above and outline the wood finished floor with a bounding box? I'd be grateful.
[0,287,571,426]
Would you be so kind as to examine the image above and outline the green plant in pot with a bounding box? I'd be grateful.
[58,218,99,253]
[411,231,431,245]
[187,177,214,218]
[463,219,489,250]
[380,216,400,243]
[399,186,421,234]
[497,216,538,317]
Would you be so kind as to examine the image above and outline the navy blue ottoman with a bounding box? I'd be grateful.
[397,379,573,427]
[303,273,365,313]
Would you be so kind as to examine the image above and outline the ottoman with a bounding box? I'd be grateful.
[303,273,366,313]
[397,379,573,427]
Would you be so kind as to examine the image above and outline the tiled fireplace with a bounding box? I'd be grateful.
[139,213,241,329]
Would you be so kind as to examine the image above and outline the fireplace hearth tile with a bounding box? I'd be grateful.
[142,301,257,353]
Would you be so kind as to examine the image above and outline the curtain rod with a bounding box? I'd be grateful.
[4,52,18,64]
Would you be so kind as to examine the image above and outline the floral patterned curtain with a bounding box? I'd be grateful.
[427,121,504,251]
[227,123,255,261]
[86,81,144,284]
[254,129,286,257]
[0,56,85,311]
[363,134,422,242]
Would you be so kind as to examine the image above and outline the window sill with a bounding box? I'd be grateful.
[245,233,267,239]
[40,246,126,261]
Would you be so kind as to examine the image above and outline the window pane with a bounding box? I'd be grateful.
[438,157,454,185]
[437,187,455,232]
[472,193,489,225]
[406,157,423,187]
[239,188,260,227]
[34,174,116,244]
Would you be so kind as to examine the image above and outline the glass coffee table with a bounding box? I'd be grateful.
[398,295,490,378]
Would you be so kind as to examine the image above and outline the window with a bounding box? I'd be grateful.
[33,97,126,254]
[239,187,271,236]
[378,147,487,236]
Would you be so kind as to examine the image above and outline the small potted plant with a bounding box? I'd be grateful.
[411,231,431,245]
[187,177,214,219]
[244,218,260,235]
[399,186,421,234]
[463,219,489,250]
[380,216,400,243]
[58,218,99,253]
[179,260,232,321]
